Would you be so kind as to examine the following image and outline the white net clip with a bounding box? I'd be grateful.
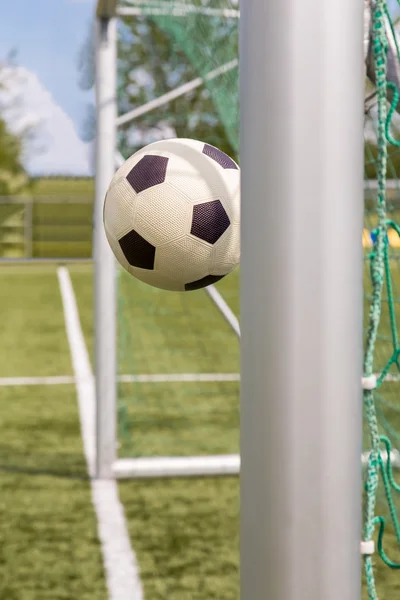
[360,540,375,555]
[362,375,377,391]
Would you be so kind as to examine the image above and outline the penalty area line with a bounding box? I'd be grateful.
[57,266,143,600]
[5,372,400,387]
[120,372,240,383]
[0,375,76,386]
[0,373,241,386]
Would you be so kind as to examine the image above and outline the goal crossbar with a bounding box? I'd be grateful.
[117,5,239,18]
[116,59,238,128]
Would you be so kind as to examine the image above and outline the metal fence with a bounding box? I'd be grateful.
[1,182,399,261]
[0,196,93,260]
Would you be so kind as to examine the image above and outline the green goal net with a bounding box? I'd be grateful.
[116,0,240,462]
[116,0,400,595]
[363,1,400,596]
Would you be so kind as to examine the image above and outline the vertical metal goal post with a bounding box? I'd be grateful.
[239,0,364,598]
[95,0,243,479]
[94,3,365,599]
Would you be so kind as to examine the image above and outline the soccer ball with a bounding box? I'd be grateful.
[103,138,240,291]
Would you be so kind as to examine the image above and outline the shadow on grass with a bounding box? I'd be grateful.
[0,462,89,481]
[0,444,89,481]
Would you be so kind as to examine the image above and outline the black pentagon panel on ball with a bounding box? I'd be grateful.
[202,144,238,170]
[126,155,169,193]
[191,199,230,245]
[185,274,225,291]
[119,229,155,270]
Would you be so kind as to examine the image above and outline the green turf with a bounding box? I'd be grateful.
[71,265,240,459]
[1,254,400,599]
[70,265,240,373]
[0,266,72,377]
[68,265,94,361]
[0,266,107,599]
[70,262,400,599]
[215,268,239,318]
[116,269,239,375]
[119,477,239,600]
[0,384,107,600]
[118,380,239,457]
[71,264,241,598]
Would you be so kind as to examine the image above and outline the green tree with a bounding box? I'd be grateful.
[0,57,30,195]
[0,118,29,194]
[77,24,96,144]
[77,12,239,161]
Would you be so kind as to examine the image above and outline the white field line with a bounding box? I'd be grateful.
[119,372,240,383]
[205,284,241,337]
[118,5,239,19]
[57,266,143,600]
[4,371,400,387]
[0,373,240,386]
[0,375,76,386]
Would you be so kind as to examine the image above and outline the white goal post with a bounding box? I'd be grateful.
[239,0,363,598]
[93,6,378,477]
[94,3,118,479]
[94,0,364,598]
[93,0,366,456]
[94,0,245,480]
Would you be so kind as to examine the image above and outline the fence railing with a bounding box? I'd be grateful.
[0,196,93,259]
[1,183,399,260]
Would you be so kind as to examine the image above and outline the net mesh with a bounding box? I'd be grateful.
[117,0,239,158]
[116,0,400,594]
[116,0,240,461]
[363,2,400,594]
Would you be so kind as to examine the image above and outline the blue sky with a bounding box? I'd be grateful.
[4,0,399,138]
[1,0,400,175]
[0,0,95,134]
[390,0,400,15]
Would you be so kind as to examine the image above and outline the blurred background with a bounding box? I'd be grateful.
[0,2,241,599]
[1,1,400,599]
[0,0,94,259]
[0,0,240,261]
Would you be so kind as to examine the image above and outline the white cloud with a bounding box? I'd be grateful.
[0,66,92,177]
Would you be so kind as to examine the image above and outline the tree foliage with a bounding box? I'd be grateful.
[0,58,30,195]
[77,14,238,161]
[0,118,29,194]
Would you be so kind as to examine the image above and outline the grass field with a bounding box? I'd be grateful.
[71,265,240,459]
[0,266,107,600]
[0,263,240,599]
[0,254,399,598]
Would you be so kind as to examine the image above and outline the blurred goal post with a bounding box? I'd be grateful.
[94,0,242,480]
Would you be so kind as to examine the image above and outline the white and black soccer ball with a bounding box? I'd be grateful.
[103,138,240,291]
